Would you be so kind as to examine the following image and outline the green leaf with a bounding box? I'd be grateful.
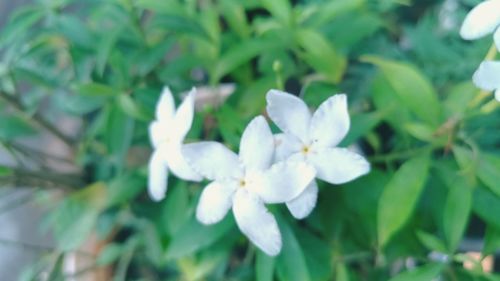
[212,38,282,82]
[473,187,500,230]
[477,154,500,197]
[416,231,447,253]
[298,228,332,281]
[260,0,292,25]
[55,91,107,115]
[162,182,190,236]
[335,262,350,281]
[105,105,134,171]
[404,123,436,142]
[0,115,36,141]
[341,112,383,146]
[48,183,107,251]
[378,155,430,247]
[0,166,13,177]
[362,56,442,126]
[106,173,145,207]
[165,215,234,260]
[276,219,311,281]
[443,177,472,252]
[452,146,477,186]
[117,95,151,121]
[296,29,347,83]
[219,0,250,38]
[136,0,183,14]
[303,0,365,27]
[483,225,500,256]
[96,29,121,76]
[75,83,120,97]
[444,82,477,117]
[152,14,210,41]
[0,6,44,47]
[133,38,175,76]
[97,243,123,266]
[256,250,275,281]
[388,263,443,281]
[371,72,412,129]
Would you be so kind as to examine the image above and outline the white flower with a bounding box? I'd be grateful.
[460,0,500,49]
[148,87,202,201]
[473,60,500,101]
[182,116,315,256]
[266,90,370,219]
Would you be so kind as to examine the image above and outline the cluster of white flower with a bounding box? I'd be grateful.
[148,87,370,256]
[460,0,500,101]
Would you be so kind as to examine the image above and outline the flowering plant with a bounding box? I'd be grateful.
[0,0,499,280]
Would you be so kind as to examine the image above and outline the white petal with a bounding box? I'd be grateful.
[160,142,202,181]
[173,88,196,140]
[266,89,311,142]
[309,148,370,184]
[149,121,170,149]
[233,189,282,256]
[251,161,315,204]
[148,148,168,201]
[495,89,500,101]
[495,27,500,50]
[196,181,237,225]
[239,116,274,171]
[182,142,243,180]
[460,0,500,40]
[472,61,500,91]
[309,94,350,148]
[286,181,318,219]
[274,133,302,162]
[156,86,175,121]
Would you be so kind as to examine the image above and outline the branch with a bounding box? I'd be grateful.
[1,167,84,189]
[0,91,75,147]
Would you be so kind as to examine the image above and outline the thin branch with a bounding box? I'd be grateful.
[1,167,84,189]
[0,91,75,147]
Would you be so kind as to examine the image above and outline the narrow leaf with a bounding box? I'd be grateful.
[378,155,430,247]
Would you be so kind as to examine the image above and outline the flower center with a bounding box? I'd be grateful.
[301,145,310,155]
[239,179,247,188]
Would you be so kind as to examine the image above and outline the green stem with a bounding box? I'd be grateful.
[368,145,437,163]
[0,91,75,147]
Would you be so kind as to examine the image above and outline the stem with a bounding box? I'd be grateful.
[1,167,84,189]
[368,145,436,163]
[0,91,75,147]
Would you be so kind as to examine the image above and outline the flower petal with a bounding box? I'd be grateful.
[251,161,315,204]
[460,0,500,40]
[309,148,370,184]
[182,142,243,180]
[309,94,350,148]
[266,89,311,142]
[148,148,169,201]
[472,61,500,91]
[173,88,196,140]
[149,121,170,149]
[233,189,282,256]
[286,180,318,219]
[156,86,175,121]
[274,133,302,162]
[495,27,500,50]
[196,181,237,225]
[160,142,202,181]
[239,116,274,171]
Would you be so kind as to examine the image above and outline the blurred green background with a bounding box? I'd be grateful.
[1,0,500,280]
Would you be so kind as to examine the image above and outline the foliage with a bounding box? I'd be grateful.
[1,0,500,280]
